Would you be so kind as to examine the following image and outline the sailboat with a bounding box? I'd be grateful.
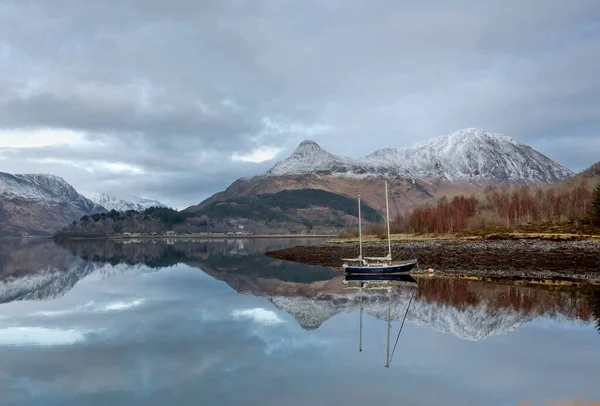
[342,180,418,274]
[343,273,418,367]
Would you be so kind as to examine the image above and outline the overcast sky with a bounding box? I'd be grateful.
[0,1,599,208]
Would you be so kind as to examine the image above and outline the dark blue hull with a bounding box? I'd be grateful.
[344,274,417,283]
[344,261,417,274]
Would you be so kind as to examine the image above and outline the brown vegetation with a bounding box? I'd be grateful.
[402,178,598,235]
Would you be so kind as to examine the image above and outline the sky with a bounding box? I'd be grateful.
[0,0,599,209]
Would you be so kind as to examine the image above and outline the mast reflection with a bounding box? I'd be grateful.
[343,273,418,367]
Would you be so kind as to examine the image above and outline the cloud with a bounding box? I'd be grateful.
[0,0,598,207]
[232,146,283,163]
[0,128,85,148]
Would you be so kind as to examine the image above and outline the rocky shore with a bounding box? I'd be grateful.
[265,239,600,283]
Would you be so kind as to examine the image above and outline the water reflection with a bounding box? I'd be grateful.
[0,239,599,405]
[1,238,597,336]
[591,290,600,334]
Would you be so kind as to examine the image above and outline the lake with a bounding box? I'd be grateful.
[0,238,599,406]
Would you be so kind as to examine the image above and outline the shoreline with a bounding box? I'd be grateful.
[265,239,600,284]
[331,232,600,243]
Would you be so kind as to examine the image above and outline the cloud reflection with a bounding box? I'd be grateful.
[232,308,285,325]
[30,299,145,318]
[0,327,87,346]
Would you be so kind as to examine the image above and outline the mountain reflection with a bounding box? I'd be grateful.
[0,238,598,338]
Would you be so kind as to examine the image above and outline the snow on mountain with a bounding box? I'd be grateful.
[0,173,104,213]
[88,192,167,212]
[264,128,574,185]
[365,128,574,184]
[266,140,395,178]
[270,290,533,341]
[267,140,361,176]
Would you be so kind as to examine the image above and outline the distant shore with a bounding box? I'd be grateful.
[50,233,333,241]
[266,239,600,285]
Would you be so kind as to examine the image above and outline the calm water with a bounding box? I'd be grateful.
[0,238,599,406]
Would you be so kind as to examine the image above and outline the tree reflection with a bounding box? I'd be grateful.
[590,289,600,334]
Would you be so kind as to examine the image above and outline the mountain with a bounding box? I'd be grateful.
[0,172,105,237]
[267,128,574,184]
[187,129,574,233]
[87,192,167,212]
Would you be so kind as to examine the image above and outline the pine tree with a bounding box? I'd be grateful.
[591,184,600,226]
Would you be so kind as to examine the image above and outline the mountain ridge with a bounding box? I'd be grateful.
[264,128,574,185]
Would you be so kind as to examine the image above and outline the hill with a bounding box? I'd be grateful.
[56,190,382,237]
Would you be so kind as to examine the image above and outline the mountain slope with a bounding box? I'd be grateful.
[573,161,600,184]
[0,172,106,237]
[88,192,167,212]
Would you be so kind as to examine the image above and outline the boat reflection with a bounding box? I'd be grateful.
[343,273,418,368]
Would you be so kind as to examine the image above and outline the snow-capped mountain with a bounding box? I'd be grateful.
[88,192,167,212]
[265,128,574,185]
[266,140,386,177]
[0,172,106,236]
[0,173,104,213]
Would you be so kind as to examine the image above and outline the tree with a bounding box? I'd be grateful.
[590,184,600,226]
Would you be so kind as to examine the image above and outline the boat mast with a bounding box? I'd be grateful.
[358,194,363,261]
[385,179,392,261]
[385,285,391,368]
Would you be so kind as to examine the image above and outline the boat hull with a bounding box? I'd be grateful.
[344,274,417,283]
[344,261,417,274]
